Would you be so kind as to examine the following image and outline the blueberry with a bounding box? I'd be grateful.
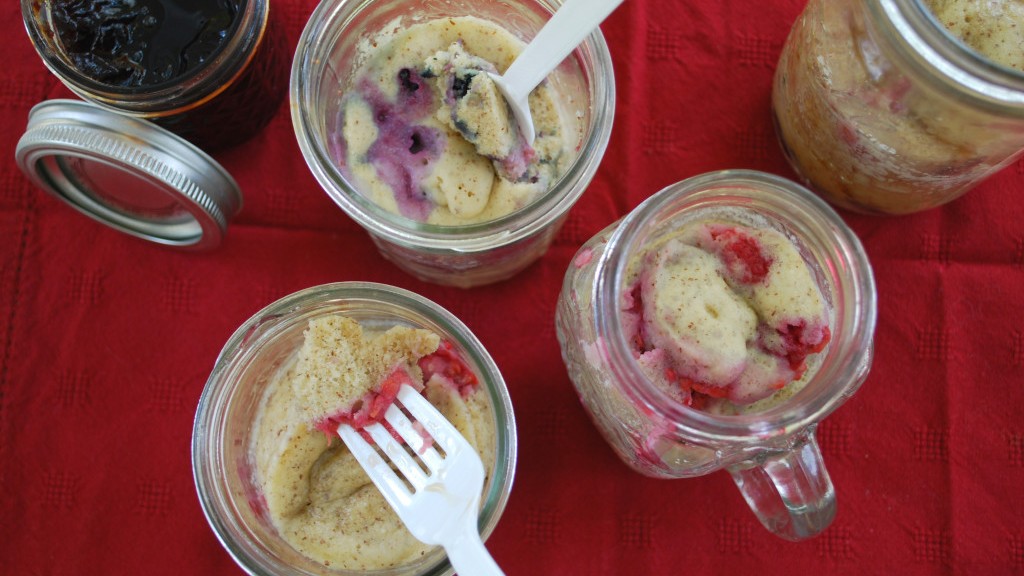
[409,132,425,154]
[398,68,420,93]
[452,73,474,99]
[453,119,474,139]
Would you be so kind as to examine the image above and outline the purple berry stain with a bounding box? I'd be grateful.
[344,68,445,221]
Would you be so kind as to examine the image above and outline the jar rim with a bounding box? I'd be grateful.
[874,0,1024,112]
[192,282,518,575]
[289,0,616,252]
[592,170,878,444]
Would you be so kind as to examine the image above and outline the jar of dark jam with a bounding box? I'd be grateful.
[22,0,288,151]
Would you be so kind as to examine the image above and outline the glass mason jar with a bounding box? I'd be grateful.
[192,282,517,575]
[555,170,877,540]
[291,0,615,288]
[772,0,1024,215]
[21,0,289,151]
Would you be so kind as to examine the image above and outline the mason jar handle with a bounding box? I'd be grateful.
[727,429,836,541]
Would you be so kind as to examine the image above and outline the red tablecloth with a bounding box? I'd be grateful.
[2,0,1023,574]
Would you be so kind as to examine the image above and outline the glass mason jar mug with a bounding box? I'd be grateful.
[192,282,517,575]
[772,0,1024,215]
[21,0,289,151]
[290,0,615,288]
[555,171,877,540]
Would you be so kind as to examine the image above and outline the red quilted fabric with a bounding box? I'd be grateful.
[1,0,1022,574]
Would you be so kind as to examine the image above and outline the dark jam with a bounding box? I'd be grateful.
[41,0,288,150]
[51,0,239,88]
[152,16,289,150]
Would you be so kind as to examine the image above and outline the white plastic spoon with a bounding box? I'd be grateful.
[488,0,624,145]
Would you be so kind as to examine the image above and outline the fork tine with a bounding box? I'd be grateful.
[336,423,414,507]
[384,400,445,472]
[396,385,463,453]
[363,419,431,489]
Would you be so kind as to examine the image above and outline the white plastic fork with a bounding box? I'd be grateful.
[337,384,503,576]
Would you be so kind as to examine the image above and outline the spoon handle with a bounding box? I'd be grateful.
[500,0,624,102]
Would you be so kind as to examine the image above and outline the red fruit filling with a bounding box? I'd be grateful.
[626,264,830,407]
[314,364,414,438]
[706,226,773,285]
[418,340,479,397]
[238,458,269,520]
[764,320,832,379]
[313,340,479,444]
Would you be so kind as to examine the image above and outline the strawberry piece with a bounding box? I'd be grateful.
[665,367,728,402]
[708,226,773,284]
[371,366,412,417]
[775,321,832,371]
[624,283,649,352]
[688,380,731,399]
[314,365,417,439]
[809,326,831,354]
[418,340,479,397]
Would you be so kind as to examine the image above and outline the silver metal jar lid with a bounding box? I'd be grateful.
[15,99,242,251]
